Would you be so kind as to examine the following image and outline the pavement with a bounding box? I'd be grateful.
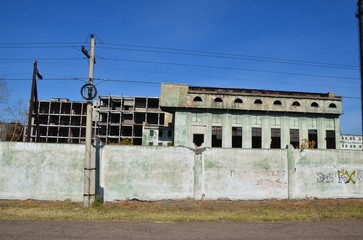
[1,219,363,240]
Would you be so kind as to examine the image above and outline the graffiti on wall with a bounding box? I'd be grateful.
[338,169,356,184]
[228,170,287,189]
[316,169,363,184]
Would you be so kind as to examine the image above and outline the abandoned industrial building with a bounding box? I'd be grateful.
[25,83,343,149]
[160,83,342,149]
[25,96,173,146]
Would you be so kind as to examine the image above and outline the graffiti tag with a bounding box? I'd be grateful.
[316,172,334,183]
[337,169,356,184]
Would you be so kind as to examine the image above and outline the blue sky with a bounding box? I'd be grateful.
[0,0,361,134]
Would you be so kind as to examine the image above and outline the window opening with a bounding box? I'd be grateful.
[329,103,337,108]
[292,101,301,106]
[252,127,262,148]
[232,127,242,148]
[193,96,202,102]
[254,99,263,104]
[290,129,299,149]
[193,134,204,147]
[214,97,223,103]
[308,129,318,149]
[273,100,282,105]
[212,126,222,147]
[270,128,281,149]
[234,98,243,103]
[311,102,319,107]
[326,130,336,149]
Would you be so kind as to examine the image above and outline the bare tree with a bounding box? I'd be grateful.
[4,99,27,141]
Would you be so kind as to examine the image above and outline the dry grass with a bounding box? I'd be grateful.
[0,199,362,222]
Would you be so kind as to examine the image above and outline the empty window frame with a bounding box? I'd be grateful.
[234,98,243,104]
[270,128,281,149]
[254,99,263,104]
[326,130,336,149]
[290,129,299,149]
[273,100,282,105]
[292,101,301,107]
[329,103,337,108]
[231,127,242,148]
[311,102,319,107]
[214,97,223,103]
[212,126,222,147]
[308,129,318,149]
[147,113,159,124]
[252,127,262,148]
[147,98,159,109]
[193,134,204,147]
[193,96,202,102]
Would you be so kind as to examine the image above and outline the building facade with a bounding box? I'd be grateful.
[25,96,173,146]
[160,83,342,149]
[340,134,363,150]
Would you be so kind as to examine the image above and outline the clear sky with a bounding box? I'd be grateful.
[0,0,361,134]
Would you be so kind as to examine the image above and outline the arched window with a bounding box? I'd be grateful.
[311,102,319,107]
[214,97,223,103]
[273,100,282,105]
[254,99,263,104]
[329,103,337,108]
[292,101,301,106]
[193,96,202,102]
[234,98,243,104]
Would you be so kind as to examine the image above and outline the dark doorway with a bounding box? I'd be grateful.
[232,127,242,148]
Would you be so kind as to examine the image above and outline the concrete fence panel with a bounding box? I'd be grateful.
[0,142,84,201]
[288,149,363,199]
[201,148,288,200]
[102,146,195,201]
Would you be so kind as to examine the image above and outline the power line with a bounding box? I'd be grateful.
[100,42,359,69]
[100,57,359,81]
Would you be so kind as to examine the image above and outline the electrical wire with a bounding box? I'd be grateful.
[100,57,359,80]
[99,42,359,69]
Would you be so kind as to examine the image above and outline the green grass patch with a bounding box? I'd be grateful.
[0,199,362,222]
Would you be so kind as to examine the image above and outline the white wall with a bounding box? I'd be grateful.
[0,142,84,201]
[0,142,362,202]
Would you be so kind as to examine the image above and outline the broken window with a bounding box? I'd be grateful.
[147,98,159,109]
[326,130,336,149]
[72,103,82,114]
[234,98,243,104]
[135,98,147,108]
[308,129,318,149]
[134,112,145,124]
[61,103,71,114]
[252,127,262,148]
[133,125,142,137]
[147,113,159,124]
[270,128,281,149]
[133,138,142,145]
[212,126,222,147]
[110,113,120,123]
[232,127,242,148]
[121,126,132,136]
[108,126,120,136]
[193,96,202,102]
[193,134,204,147]
[122,114,133,124]
[290,129,299,149]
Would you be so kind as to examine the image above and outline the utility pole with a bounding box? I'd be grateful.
[357,0,363,147]
[83,34,96,207]
[26,60,42,142]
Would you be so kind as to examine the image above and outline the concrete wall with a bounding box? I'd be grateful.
[0,142,84,201]
[102,146,195,201]
[288,149,363,199]
[0,142,362,202]
[199,149,288,200]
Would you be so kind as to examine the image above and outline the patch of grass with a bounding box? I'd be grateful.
[0,199,362,222]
